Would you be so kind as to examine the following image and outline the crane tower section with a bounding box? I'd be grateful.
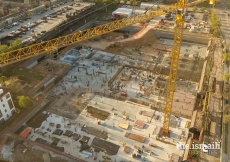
[162,6,185,136]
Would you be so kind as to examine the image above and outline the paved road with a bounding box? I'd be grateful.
[0,2,89,43]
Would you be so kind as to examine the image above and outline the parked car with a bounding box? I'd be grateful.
[41,17,47,20]
[21,28,28,31]
[12,22,19,26]
[17,28,22,31]
[5,25,12,29]
[21,25,28,31]
[0,28,3,32]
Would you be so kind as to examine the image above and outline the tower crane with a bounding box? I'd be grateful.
[0,0,214,135]
[162,0,214,136]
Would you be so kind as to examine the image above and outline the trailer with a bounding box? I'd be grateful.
[140,3,159,10]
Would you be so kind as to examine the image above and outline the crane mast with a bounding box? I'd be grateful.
[162,0,185,136]
[162,0,213,136]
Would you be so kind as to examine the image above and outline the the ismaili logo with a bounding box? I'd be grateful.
[177,142,221,153]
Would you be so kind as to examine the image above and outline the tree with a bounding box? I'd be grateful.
[4,76,23,93]
[9,39,22,49]
[223,74,230,81]
[223,53,230,61]
[193,6,197,12]
[201,7,206,12]
[0,44,8,52]
[224,105,230,113]
[223,115,230,124]
[136,1,141,6]
[0,76,7,85]
[213,28,220,37]
[17,96,32,108]
[130,0,134,5]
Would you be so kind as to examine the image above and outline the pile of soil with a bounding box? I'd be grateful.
[105,30,159,54]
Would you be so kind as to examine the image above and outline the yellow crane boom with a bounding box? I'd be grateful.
[0,0,207,67]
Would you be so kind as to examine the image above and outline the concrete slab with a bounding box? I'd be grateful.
[25,93,191,161]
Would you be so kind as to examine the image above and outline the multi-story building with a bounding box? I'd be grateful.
[0,88,16,124]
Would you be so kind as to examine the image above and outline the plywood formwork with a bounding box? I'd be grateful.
[142,111,154,118]
[91,137,120,155]
[125,132,146,143]
[119,123,129,130]
[134,120,145,129]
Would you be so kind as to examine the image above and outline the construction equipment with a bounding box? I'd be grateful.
[162,0,186,136]
[0,0,213,136]
[0,0,207,67]
[121,91,128,97]
[158,19,166,25]
[162,0,213,136]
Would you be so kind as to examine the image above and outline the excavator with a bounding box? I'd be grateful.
[0,0,215,136]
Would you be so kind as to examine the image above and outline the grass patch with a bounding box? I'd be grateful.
[12,68,45,81]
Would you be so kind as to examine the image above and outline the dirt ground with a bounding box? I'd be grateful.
[32,59,72,77]
[79,30,171,62]
[49,89,94,120]
[11,146,69,162]
[2,137,72,162]
[53,28,170,64]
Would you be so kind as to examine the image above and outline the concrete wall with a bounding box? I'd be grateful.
[77,20,142,34]
[153,29,210,45]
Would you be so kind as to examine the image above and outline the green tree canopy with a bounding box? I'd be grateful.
[223,53,230,61]
[193,6,197,12]
[0,44,8,52]
[201,7,206,12]
[9,39,22,48]
[223,74,230,81]
[17,96,33,108]
[3,76,23,93]
[223,115,230,124]
[213,28,220,37]
[0,39,23,54]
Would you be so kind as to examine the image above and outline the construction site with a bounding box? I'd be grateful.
[0,0,224,162]
[0,27,216,161]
